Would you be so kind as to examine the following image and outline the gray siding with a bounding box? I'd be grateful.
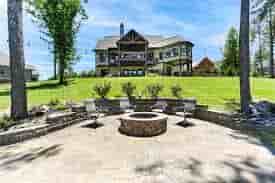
[0,65,38,82]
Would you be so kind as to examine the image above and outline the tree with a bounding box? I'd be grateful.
[221,27,240,76]
[253,46,268,75]
[251,18,265,76]
[7,0,28,119]
[27,0,87,84]
[253,0,275,78]
[239,0,252,114]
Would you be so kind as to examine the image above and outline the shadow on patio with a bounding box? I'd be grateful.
[134,156,275,183]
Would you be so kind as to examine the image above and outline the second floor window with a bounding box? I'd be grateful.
[159,52,163,60]
[99,53,105,62]
[0,69,6,76]
[165,51,171,58]
[172,48,179,57]
[181,46,187,56]
[148,52,154,60]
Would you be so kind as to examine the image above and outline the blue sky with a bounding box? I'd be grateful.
[0,0,240,79]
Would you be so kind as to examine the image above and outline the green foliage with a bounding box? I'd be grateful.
[220,27,240,76]
[0,114,12,129]
[27,0,88,84]
[93,82,112,99]
[146,83,163,98]
[48,98,68,111]
[79,70,96,78]
[171,84,182,99]
[48,98,60,106]
[121,82,136,99]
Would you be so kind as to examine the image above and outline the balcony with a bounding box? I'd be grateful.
[96,60,109,66]
[120,52,146,61]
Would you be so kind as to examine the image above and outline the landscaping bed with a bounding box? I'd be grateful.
[1,77,275,111]
[0,103,89,146]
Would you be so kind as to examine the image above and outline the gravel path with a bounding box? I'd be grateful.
[0,115,274,183]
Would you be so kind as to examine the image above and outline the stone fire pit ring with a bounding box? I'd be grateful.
[119,112,168,137]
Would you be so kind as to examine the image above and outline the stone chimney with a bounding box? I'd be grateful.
[120,22,124,38]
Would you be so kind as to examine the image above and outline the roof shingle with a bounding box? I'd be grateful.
[95,33,193,50]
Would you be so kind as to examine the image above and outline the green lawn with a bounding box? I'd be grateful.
[1,76,275,111]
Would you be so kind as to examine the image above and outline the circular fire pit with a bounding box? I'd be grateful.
[119,112,168,137]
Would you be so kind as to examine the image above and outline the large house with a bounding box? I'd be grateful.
[0,51,39,82]
[95,23,194,77]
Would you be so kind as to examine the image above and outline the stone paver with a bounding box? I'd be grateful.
[0,115,275,183]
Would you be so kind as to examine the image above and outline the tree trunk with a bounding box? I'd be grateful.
[58,47,65,84]
[7,0,28,119]
[269,8,274,78]
[239,0,251,114]
[58,53,65,84]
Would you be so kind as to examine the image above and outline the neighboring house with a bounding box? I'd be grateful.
[0,51,39,82]
[94,23,194,77]
[193,57,217,75]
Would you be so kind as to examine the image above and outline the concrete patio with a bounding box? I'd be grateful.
[0,115,274,183]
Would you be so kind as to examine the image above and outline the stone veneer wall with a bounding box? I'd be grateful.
[0,112,89,146]
[194,108,242,129]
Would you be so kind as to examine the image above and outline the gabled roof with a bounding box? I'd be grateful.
[0,51,37,70]
[193,57,215,69]
[118,29,148,43]
[95,30,193,50]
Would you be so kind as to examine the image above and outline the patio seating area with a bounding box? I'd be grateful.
[0,114,274,183]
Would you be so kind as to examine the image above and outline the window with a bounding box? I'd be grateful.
[0,69,5,76]
[99,53,105,62]
[159,52,163,60]
[186,47,192,57]
[165,51,171,58]
[172,48,179,57]
[148,52,154,60]
[181,45,187,56]
[138,70,144,75]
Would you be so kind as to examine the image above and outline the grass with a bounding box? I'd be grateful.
[0,76,275,111]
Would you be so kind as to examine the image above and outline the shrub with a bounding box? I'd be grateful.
[93,82,111,99]
[0,114,12,130]
[146,83,163,98]
[48,98,60,106]
[171,84,182,99]
[79,70,96,78]
[121,82,136,99]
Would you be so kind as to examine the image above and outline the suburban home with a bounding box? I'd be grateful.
[95,23,194,77]
[193,57,217,75]
[0,51,39,82]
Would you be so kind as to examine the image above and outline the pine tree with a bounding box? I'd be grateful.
[221,27,240,76]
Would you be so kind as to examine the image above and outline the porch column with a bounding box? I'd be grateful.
[144,43,148,76]
[118,43,121,76]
